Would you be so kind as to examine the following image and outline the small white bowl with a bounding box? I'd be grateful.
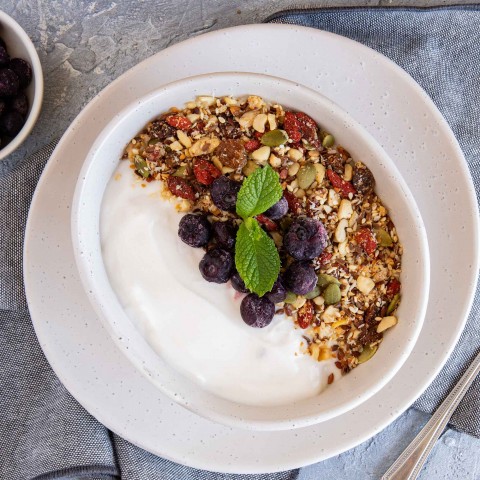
[0,11,43,160]
[72,72,430,430]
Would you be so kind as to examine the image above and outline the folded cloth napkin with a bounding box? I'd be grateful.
[1,5,479,480]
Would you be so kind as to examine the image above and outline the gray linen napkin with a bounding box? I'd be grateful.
[266,4,480,439]
[1,5,480,480]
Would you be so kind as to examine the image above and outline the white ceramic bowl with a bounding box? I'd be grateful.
[72,72,430,431]
[0,11,43,160]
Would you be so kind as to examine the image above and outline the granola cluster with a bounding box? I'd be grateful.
[121,94,402,376]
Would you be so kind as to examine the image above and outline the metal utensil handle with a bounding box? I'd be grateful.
[382,350,480,480]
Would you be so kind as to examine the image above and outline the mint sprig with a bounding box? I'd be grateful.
[235,218,280,296]
[234,165,282,296]
[236,165,283,219]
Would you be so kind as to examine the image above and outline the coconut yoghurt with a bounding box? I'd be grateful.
[100,160,337,407]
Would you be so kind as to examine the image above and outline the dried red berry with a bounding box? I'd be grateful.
[355,228,377,256]
[326,169,356,197]
[386,279,401,298]
[193,158,221,186]
[297,300,314,329]
[166,115,192,131]
[256,214,278,232]
[284,190,302,215]
[283,111,302,142]
[244,139,261,152]
[166,176,195,200]
[295,112,320,147]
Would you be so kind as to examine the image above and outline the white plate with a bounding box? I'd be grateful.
[24,25,479,474]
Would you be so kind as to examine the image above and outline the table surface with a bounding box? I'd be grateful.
[3,1,480,478]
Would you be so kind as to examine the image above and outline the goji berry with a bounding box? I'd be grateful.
[386,279,401,298]
[244,139,261,152]
[284,190,302,214]
[295,112,320,147]
[318,251,333,266]
[297,300,314,329]
[166,115,192,131]
[193,158,221,186]
[256,214,278,231]
[283,111,302,143]
[254,131,263,139]
[166,176,195,200]
[355,228,377,256]
[326,169,356,197]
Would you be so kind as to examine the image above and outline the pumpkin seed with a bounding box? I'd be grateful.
[317,273,341,289]
[374,228,393,247]
[261,129,288,147]
[387,294,400,314]
[357,344,377,364]
[173,165,188,177]
[134,154,150,178]
[284,292,297,304]
[305,286,321,300]
[148,138,160,145]
[323,283,341,305]
[297,163,316,189]
[322,134,335,148]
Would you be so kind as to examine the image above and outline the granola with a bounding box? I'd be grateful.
[121,94,402,378]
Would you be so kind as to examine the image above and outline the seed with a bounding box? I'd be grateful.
[314,163,326,184]
[317,273,340,289]
[305,285,320,299]
[374,228,393,247]
[172,165,188,177]
[387,294,400,314]
[377,315,398,333]
[288,162,300,176]
[297,163,316,189]
[261,129,288,147]
[294,188,305,198]
[284,292,297,304]
[313,296,324,306]
[323,283,341,305]
[134,155,150,178]
[322,134,335,148]
[357,344,377,364]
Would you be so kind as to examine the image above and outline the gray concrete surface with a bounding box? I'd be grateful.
[2,1,480,478]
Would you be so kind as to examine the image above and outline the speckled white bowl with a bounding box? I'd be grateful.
[0,11,43,160]
[72,72,429,431]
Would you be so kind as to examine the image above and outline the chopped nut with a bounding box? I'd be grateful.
[338,199,353,220]
[177,130,192,148]
[288,162,300,176]
[288,148,303,161]
[189,136,220,156]
[328,188,340,207]
[238,110,259,128]
[196,95,215,107]
[222,96,237,106]
[377,316,398,333]
[269,154,282,168]
[251,145,271,164]
[267,113,277,130]
[357,275,375,295]
[344,163,353,181]
[169,140,183,151]
[252,113,268,133]
[314,163,326,184]
[335,218,348,243]
[247,95,265,110]
[322,305,340,323]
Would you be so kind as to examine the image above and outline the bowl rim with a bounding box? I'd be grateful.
[0,11,44,160]
[71,71,430,430]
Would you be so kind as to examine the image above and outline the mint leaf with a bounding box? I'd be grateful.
[235,217,280,296]
[236,165,282,219]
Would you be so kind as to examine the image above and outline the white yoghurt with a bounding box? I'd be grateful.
[100,161,337,406]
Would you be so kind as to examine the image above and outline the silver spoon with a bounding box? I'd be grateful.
[382,350,480,480]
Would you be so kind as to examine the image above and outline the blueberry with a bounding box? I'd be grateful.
[284,217,328,260]
[199,248,233,283]
[0,69,19,96]
[240,293,275,328]
[0,110,24,137]
[11,92,29,117]
[210,176,240,212]
[178,213,211,248]
[8,58,32,88]
[264,196,288,220]
[212,220,237,250]
[266,278,287,303]
[283,261,317,295]
[0,47,9,68]
[0,37,5,50]
[231,271,249,293]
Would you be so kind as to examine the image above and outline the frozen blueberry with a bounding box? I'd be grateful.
[0,37,5,50]
[212,220,237,250]
[284,217,328,260]
[266,278,287,303]
[199,248,233,283]
[283,261,317,295]
[178,213,211,248]
[0,110,24,137]
[0,69,19,96]
[240,293,275,328]
[0,47,9,68]
[210,176,241,212]
[264,196,288,220]
[8,58,32,88]
[11,92,29,117]
[231,271,249,293]
[0,99,5,117]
